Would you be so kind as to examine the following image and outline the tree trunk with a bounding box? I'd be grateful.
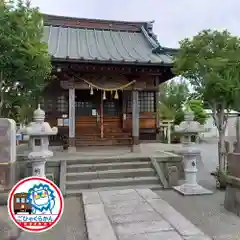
[212,104,228,172]
[218,129,226,171]
[0,71,4,117]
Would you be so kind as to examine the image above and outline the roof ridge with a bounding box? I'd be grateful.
[140,25,178,57]
[140,25,160,48]
[43,13,149,26]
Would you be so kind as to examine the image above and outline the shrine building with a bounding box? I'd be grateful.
[42,14,176,151]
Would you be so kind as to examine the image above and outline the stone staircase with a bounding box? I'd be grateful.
[75,128,132,146]
[65,157,162,196]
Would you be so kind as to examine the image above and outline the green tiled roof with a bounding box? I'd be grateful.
[43,23,173,65]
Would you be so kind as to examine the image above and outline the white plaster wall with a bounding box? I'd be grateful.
[225,116,237,140]
[201,114,237,140]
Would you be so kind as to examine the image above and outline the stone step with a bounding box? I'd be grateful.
[66,168,156,181]
[67,161,151,172]
[75,140,132,146]
[65,184,163,196]
[66,176,160,190]
[66,157,149,165]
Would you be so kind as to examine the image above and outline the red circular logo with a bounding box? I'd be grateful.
[8,176,64,233]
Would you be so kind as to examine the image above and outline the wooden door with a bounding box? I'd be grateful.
[102,92,122,135]
[75,90,100,136]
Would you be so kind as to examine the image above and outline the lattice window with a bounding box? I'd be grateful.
[127,92,132,113]
[75,101,94,116]
[103,101,119,116]
[41,99,53,112]
[139,92,155,112]
[57,95,68,113]
[127,91,155,113]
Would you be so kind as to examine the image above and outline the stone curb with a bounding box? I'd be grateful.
[82,192,118,240]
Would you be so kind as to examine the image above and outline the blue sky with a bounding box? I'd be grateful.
[31,0,239,48]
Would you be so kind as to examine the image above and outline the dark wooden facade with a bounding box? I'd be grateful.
[42,14,175,150]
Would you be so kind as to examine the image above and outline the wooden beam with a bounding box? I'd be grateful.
[52,62,170,76]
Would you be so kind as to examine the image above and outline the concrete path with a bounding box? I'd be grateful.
[83,189,211,240]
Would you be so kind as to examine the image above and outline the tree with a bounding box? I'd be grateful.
[0,0,52,118]
[160,80,189,110]
[159,80,189,121]
[188,99,207,125]
[173,29,240,175]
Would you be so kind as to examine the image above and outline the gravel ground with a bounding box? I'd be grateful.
[1,142,240,240]
[155,142,240,240]
[155,190,240,240]
[0,205,20,240]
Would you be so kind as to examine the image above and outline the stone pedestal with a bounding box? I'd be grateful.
[173,107,213,196]
[68,146,76,153]
[131,144,141,153]
[0,163,16,190]
[173,146,213,195]
[32,160,46,177]
[224,151,240,215]
[20,105,58,178]
[0,118,17,191]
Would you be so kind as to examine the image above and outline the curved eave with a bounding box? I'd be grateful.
[140,25,178,58]
[51,57,174,67]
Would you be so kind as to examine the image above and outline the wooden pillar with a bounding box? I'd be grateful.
[100,92,104,139]
[155,76,161,141]
[122,91,126,130]
[132,90,140,152]
[68,87,76,152]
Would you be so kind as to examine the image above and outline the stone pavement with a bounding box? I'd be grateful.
[83,188,211,240]
[17,143,183,161]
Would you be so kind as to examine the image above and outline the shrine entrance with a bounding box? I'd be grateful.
[75,89,123,141]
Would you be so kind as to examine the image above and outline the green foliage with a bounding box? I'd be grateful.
[159,81,207,125]
[159,102,175,120]
[173,29,240,113]
[0,0,52,119]
[173,29,240,172]
[188,100,207,124]
[159,80,189,122]
[174,109,184,125]
[160,80,189,111]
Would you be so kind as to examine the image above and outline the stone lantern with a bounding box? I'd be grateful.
[173,106,213,195]
[20,105,58,177]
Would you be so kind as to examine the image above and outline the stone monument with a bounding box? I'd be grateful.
[173,107,213,195]
[0,118,16,190]
[20,105,58,177]
[224,113,240,216]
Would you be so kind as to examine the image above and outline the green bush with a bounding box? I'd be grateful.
[189,100,207,125]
